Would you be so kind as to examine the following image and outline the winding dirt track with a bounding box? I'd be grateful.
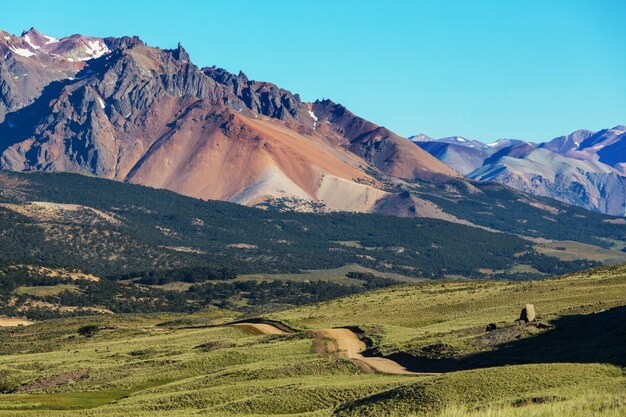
[314,328,417,375]
[232,321,421,375]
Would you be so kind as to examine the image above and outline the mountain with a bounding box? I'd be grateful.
[469,146,626,215]
[565,126,626,173]
[417,127,626,216]
[540,129,595,154]
[411,135,488,150]
[413,136,527,175]
[0,28,458,215]
[0,28,110,122]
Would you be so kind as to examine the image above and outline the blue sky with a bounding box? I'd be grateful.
[2,0,624,141]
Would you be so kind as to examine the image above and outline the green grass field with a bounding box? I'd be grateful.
[237,264,421,286]
[150,264,421,296]
[15,284,79,297]
[271,265,626,356]
[0,265,624,416]
[535,239,626,263]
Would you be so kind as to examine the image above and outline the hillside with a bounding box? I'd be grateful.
[7,170,625,276]
[0,263,623,416]
[0,171,575,278]
[4,170,620,319]
[272,264,626,362]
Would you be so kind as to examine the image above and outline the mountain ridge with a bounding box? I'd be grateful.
[0,27,457,216]
[3,27,626,221]
[416,126,626,215]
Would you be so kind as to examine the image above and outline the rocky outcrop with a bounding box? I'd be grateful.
[203,66,313,125]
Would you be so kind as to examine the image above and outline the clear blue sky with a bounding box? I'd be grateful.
[2,0,624,141]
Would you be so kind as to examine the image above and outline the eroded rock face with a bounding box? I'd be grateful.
[0,28,457,213]
[312,99,459,181]
[203,66,307,123]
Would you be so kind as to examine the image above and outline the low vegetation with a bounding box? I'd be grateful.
[272,264,626,358]
[0,263,402,319]
[405,178,626,249]
[0,264,622,416]
[0,172,624,415]
[0,172,607,280]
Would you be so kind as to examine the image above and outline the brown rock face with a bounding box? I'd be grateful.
[312,100,460,181]
[0,28,457,213]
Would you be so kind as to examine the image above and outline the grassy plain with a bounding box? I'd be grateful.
[237,264,420,285]
[272,265,626,354]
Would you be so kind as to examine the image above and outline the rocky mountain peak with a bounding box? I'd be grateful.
[21,27,40,36]
[408,133,433,142]
[21,27,54,49]
[170,42,190,62]
[105,35,144,51]
[0,27,460,213]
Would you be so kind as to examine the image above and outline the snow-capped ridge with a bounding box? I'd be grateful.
[2,28,111,63]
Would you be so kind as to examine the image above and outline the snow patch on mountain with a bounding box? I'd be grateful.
[24,35,39,49]
[86,40,108,58]
[66,39,110,61]
[9,46,35,57]
[308,110,318,129]
[42,34,59,44]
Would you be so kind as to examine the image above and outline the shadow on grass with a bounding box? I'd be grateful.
[0,380,169,411]
[464,305,625,368]
[385,305,626,373]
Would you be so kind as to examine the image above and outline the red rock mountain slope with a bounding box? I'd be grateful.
[0,28,458,213]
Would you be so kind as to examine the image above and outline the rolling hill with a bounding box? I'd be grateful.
[0,262,623,416]
[0,170,625,320]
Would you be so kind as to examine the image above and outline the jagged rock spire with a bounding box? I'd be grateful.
[172,42,190,62]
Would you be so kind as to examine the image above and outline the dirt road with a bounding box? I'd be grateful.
[314,328,418,375]
[232,322,290,335]
[232,321,427,375]
[0,316,33,327]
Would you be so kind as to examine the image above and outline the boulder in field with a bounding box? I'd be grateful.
[519,304,536,323]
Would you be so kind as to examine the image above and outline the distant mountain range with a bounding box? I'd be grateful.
[412,126,626,216]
